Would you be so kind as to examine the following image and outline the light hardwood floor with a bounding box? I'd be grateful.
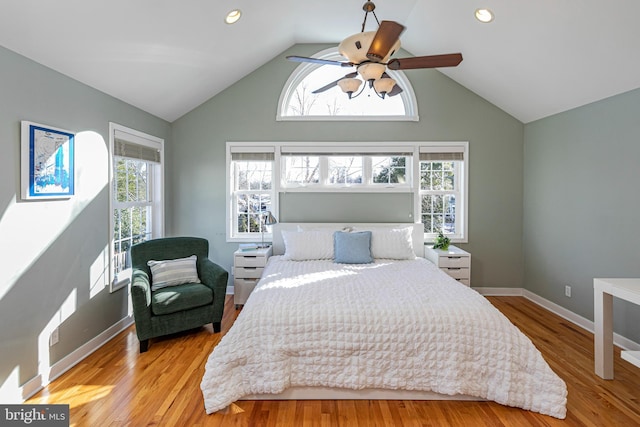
[27,296,640,426]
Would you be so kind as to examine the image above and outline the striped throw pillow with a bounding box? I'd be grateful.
[147,255,201,291]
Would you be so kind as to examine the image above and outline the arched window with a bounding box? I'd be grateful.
[277,48,418,121]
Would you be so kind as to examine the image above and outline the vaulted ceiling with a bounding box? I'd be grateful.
[2,0,639,123]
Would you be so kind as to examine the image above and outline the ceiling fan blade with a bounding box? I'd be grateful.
[312,72,358,94]
[286,55,353,67]
[386,53,463,70]
[367,20,406,62]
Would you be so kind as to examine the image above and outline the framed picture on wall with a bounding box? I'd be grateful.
[21,120,75,200]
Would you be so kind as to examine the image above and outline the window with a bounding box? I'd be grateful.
[372,156,407,184]
[109,123,164,292]
[279,145,413,191]
[328,156,363,184]
[418,145,467,242]
[277,48,418,121]
[227,149,275,240]
[282,155,319,185]
[227,142,467,243]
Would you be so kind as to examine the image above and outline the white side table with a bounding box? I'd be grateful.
[424,245,471,286]
[593,278,640,379]
[233,246,272,309]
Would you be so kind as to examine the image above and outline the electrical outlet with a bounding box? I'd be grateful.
[564,285,571,298]
[50,328,59,346]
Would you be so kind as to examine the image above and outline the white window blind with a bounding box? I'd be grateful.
[114,130,161,163]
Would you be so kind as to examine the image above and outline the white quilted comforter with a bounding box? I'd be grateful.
[201,256,567,418]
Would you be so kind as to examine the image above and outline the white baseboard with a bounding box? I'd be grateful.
[522,289,640,352]
[473,287,523,296]
[521,289,595,333]
[21,315,134,401]
[475,287,640,352]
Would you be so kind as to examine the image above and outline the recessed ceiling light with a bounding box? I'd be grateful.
[225,9,242,25]
[475,8,494,23]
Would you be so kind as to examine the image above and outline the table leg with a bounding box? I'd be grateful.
[594,289,614,379]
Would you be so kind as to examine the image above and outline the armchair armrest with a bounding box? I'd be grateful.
[199,259,228,293]
[130,268,153,339]
[198,259,229,330]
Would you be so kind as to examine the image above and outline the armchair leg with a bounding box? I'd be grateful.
[139,339,149,353]
[213,322,221,333]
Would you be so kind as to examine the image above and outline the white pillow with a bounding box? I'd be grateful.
[354,226,416,260]
[147,255,201,291]
[281,230,334,260]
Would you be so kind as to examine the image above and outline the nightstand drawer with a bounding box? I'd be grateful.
[234,266,264,279]
[234,278,259,287]
[235,254,269,267]
[442,267,469,280]
[234,278,259,306]
[439,256,470,268]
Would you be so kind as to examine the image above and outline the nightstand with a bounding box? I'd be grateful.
[424,245,471,286]
[233,246,272,308]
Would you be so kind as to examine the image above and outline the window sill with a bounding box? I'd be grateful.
[110,268,132,293]
[228,236,273,244]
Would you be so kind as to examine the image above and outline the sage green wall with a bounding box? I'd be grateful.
[170,44,524,288]
[0,45,170,398]
[523,88,640,343]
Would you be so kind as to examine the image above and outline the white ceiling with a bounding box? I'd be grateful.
[1,0,639,123]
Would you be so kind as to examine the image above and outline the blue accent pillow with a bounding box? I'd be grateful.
[334,231,373,264]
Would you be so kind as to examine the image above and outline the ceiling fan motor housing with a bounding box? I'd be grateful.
[338,31,401,64]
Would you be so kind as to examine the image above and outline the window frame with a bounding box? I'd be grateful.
[226,145,278,242]
[108,123,164,293]
[419,161,462,238]
[278,143,414,192]
[231,158,274,239]
[414,143,468,243]
[280,154,412,191]
[277,47,419,122]
[226,141,467,244]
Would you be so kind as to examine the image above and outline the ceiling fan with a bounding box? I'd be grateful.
[286,1,463,99]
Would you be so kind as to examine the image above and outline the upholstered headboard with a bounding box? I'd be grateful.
[272,223,424,257]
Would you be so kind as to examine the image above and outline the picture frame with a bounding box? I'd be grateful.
[21,120,75,200]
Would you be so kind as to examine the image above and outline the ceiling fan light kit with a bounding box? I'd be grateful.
[286,1,463,100]
[337,78,363,99]
[373,77,396,99]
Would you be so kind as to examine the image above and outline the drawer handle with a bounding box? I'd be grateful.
[242,267,257,270]
[242,256,257,259]
[448,267,461,270]
[447,256,462,259]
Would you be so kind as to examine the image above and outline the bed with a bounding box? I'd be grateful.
[201,223,567,419]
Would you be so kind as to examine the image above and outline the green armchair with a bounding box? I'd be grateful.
[130,237,228,353]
